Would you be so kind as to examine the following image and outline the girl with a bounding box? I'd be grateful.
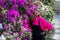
[29,8,53,40]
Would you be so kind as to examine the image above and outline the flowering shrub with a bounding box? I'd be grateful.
[0,0,37,40]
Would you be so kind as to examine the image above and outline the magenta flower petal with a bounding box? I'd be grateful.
[7,9,20,22]
[20,2,24,7]
[0,0,8,9]
[15,36,19,40]
[25,10,33,16]
[3,24,10,30]
[23,19,29,28]
[19,31,23,35]
[0,0,5,5]
[11,4,18,9]
[18,0,25,6]
[10,0,17,3]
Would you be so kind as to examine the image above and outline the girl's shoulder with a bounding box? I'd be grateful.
[39,16,45,20]
[39,16,48,23]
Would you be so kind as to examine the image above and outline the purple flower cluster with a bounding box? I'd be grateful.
[0,0,39,40]
[7,9,20,22]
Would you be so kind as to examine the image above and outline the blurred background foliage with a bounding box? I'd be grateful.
[40,0,55,5]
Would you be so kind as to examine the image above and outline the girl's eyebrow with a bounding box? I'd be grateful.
[35,9,40,12]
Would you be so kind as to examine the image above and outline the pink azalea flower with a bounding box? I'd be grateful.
[25,10,33,16]
[18,0,25,7]
[10,0,17,3]
[11,4,18,9]
[19,31,23,36]
[7,9,20,22]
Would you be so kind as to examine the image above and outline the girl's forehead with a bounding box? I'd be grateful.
[35,9,40,12]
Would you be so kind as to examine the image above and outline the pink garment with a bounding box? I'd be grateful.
[32,16,53,31]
